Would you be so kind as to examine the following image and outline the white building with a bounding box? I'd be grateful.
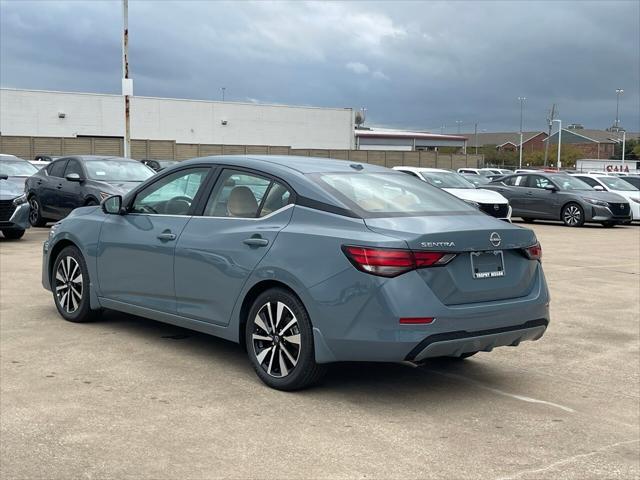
[0,88,355,149]
[355,128,467,151]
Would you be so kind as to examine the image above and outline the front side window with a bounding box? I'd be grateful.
[575,176,600,188]
[64,160,84,178]
[85,160,154,182]
[311,172,475,217]
[131,168,209,215]
[48,160,68,178]
[204,169,290,218]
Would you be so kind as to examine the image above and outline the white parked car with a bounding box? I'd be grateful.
[571,173,640,221]
[394,167,512,221]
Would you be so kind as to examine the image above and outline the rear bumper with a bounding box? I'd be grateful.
[308,262,550,364]
[406,319,547,361]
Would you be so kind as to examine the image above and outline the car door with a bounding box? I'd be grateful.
[59,159,85,216]
[97,166,212,313]
[491,175,528,215]
[174,168,294,325]
[525,175,558,218]
[41,159,68,218]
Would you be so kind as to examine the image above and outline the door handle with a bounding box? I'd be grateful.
[157,232,177,241]
[243,237,269,247]
[56,184,63,189]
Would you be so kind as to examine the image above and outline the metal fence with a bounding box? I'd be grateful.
[0,135,483,169]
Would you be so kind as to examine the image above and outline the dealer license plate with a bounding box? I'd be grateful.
[470,250,505,279]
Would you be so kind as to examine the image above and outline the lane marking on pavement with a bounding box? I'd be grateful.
[417,368,575,413]
[494,438,640,480]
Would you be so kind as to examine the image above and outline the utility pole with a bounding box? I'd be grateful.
[621,130,626,168]
[552,119,562,169]
[474,122,478,155]
[543,103,556,167]
[122,0,131,158]
[518,97,526,169]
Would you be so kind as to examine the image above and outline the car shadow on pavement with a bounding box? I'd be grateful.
[96,309,516,403]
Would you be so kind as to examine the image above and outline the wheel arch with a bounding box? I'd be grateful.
[238,280,305,352]
[48,239,79,285]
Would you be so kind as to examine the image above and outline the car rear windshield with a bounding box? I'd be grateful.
[422,171,475,189]
[311,172,476,217]
[0,160,38,177]
[597,176,638,191]
[85,160,154,182]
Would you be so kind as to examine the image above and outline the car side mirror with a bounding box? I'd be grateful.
[0,173,8,181]
[101,195,125,215]
[593,185,605,191]
[65,173,83,182]
[544,184,558,191]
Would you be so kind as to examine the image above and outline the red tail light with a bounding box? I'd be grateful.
[522,242,542,261]
[342,246,456,277]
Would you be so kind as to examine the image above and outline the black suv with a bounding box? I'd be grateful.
[25,155,154,226]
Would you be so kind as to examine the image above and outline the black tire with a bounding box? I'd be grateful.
[52,246,101,323]
[521,218,535,223]
[29,195,48,227]
[561,202,585,227]
[601,221,617,228]
[1,229,25,240]
[245,288,326,391]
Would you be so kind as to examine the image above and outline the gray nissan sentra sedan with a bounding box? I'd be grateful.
[42,156,549,390]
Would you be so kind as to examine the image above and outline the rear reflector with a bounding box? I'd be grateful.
[522,242,542,261]
[342,246,456,277]
[399,317,434,325]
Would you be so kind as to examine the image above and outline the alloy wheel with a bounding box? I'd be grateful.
[55,256,83,314]
[29,198,39,224]
[251,301,301,378]
[563,205,582,226]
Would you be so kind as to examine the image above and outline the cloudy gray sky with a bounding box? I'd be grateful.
[1,0,639,133]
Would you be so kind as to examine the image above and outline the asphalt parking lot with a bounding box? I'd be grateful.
[1,222,638,479]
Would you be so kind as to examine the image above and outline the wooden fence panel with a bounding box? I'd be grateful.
[33,137,62,156]
[267,146,290,155]
[63,137,93,155]
[176,143,199,160]
[385,152,403,167]
[199,145,223,156]
[289,149,310,156]
[436,155,453,170]
[328,150,349,160]
[246,145,269,155]
[402,152,420,167]
[347,151,368,163]
[419,152,437,168]
[94,138,123,156]
[222,145,247,155]
[1,136,32,159]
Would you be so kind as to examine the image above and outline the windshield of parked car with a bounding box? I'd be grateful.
[312,172,476,217]
[421,171,476,189]
[463,174,491,186]
[84,160,154,182]
[0,159,38,177]
[550,175,593,191]
[597,176,638,191]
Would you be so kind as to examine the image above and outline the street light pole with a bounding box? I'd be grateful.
[221,87,226,101]
[518,96,526,169]
[474,122,478,155]
[121,0,131,158]
[621,130,626,168]
[615,88,623,129]
[455,120,462,134]
[552,119,562,169]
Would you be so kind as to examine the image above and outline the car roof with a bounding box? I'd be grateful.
[393,166,452,173]
[174,155,393,211]
[0,154,28,162]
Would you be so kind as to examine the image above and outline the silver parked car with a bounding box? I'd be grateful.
[43,156,550,390]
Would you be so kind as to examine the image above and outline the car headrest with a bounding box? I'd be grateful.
[227,186,258,217]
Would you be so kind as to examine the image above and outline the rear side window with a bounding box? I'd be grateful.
[204,169,292,218]
[576,176,599,188]
[48,160,68,178]
[311,172,475,218]
[502,175,525,186]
